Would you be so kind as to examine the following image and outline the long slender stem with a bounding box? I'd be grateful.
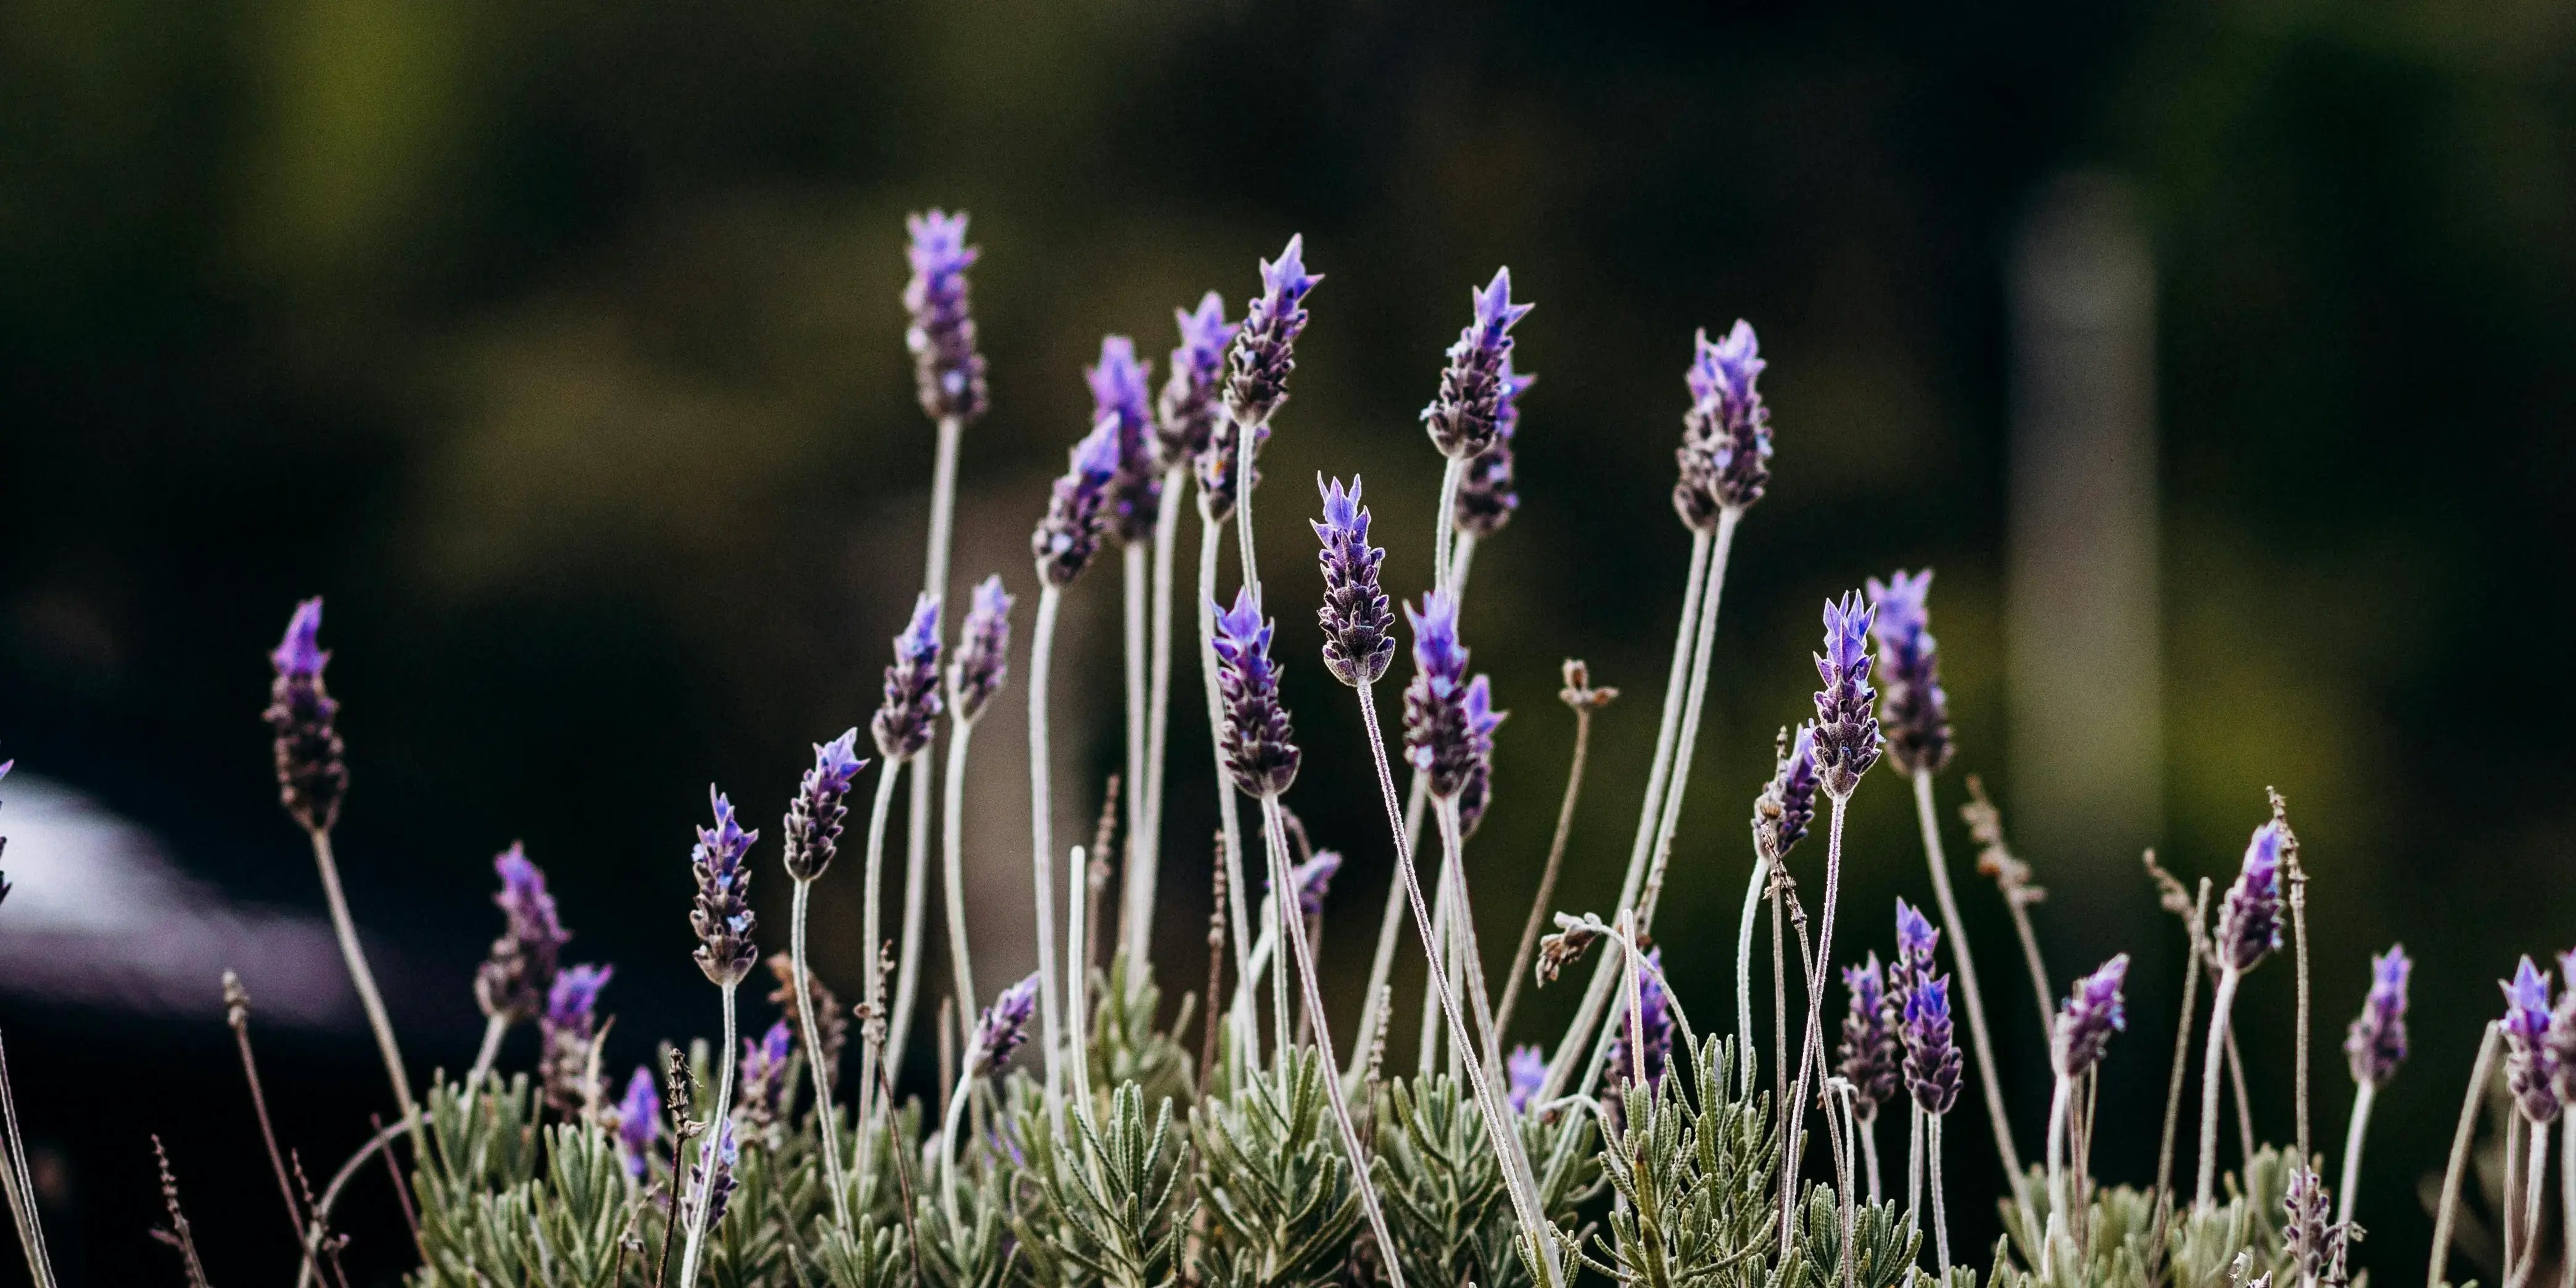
[939,1064,974,1229]
[2514,1121,2552,1288]
[1638,508,1739,930]
[1911,769,2028,1220]
[1861,1114,1883,1204]
[2335,1080,2376,1229]
[2000,886,2056,1041]
[1066,844,1093,1106]
[1772,879,1789,1129]
[308,830,421,1154]
[1448,531,1479,601]
[1433,458,1463,596]
[0,1038,52,1288]
[1231,408,1266,606]
[1444,819,1505,1072]
[2226,1023,2257,1168]
[1028,585,1067,1125]
[1196,516,1257,1065]
[1543,526,1714,1099]
[891,766,932,1088]
[2155,880,2211,1211]
[793,879,851,1226]
[675,983,738,1288]
[941,718,981,1057]
[1497,696,1598,1038]
[1119,542,1149,962]
[1908,1105,1924,1246]
[1260,793,1411,1288]
[1781,792,1853,1253]
[1356,685,1562,1288]
[1418,842,1454,1077]
[2559,1117,2574,1288]
[857,760,906,1162]
[2509,1106,2528,1279]
[1735,858,1769,1101]
[2046,1074,2073,1229]
[1133,469,1187,964]
[228,998,322,1284]
[2290,854,2313,1170]
[1929,1113,1952,1272]
[2195,967,2244,1211]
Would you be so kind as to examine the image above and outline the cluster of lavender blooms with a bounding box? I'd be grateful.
[22,212,2557,1288]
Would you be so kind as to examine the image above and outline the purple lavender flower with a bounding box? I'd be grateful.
[1454,358,1530,539]
[1893,898,1942,1002]
[736,1018,795,1132]
[2501,957,2562,1123]
[872,593,944,762]
[1033,418,1123,587]
[1507,1044,1548,1115]
[1402,592,1505,801]
[1422,268,1532,460]
[1672,321,1773,528]
[1225,234,1322,426]
[1210,587,1302,798]
[1090,335,1162,543]
[1751,724,1820,864]
[2284,1166,2337,1284]
[264,597,348,833]
[1453,758,1491,840]
[782,729,867,882]
[2216,822,2286,973]
[1900,975,1963,1117]
[947,575,1013,724]
[1312,475,1396,687]
[903,210,988,424]
[615,1064,661,1180]
[2052,954,2129,1080]
[2345,944,2410,1088]
[1269,849,1340,919]
[1837,954,1902,1121]
[1158,293,1238,470]
[474,842,571,1023]
[688,1121,740,1228]
[539,962,613,1114]
[1193,415,1264,524]
[1810,592,1882,799]
[971,973,1042,1076]
[689,789,760,987]
[1865,569,1953,777]
[1602,948,1676,1094]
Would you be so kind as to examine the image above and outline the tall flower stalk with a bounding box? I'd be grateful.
[469,841,570,1094]
[1422,268,1530,595]
[1900,975,1963,1271]
[858,593,941,1165]
[1090,334,1160,967]
[2045,955,2129,1238]
[941,577,1012,1054]
[2338,945,2409,1228]
[2500,957,2562,1286]
[2197,819,2285,1210]
[780,729,867,1224]
[677,790,758,1288]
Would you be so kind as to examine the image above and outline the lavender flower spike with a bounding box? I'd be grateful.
[1672,321,1773,529]
[1507,1044,1548,1114]
[736,1019,795,1131]
[902,209,988,424]
[1422,267,1533,460]
[690,788,761,987]
[2216,821,2287,973]
[614,1065,661,1179]
[2345,944,2411,1087]
[1894,898,1942,999]
[1402,591,1505,799]
[2500,957,2561,1123]
[1454,358,1530,539]
[2283,1166,2339,1286]
[1225,234,1322,426]
[1313,475,1395,687]
[264,597,348,833]
[2052,954,2129,1080]
[474,841,571,1023]
[1273,849,1340,919]
[1210,586,1302,798]
[970,973,1042,1075]
[539,962,613,1113]
[689,1121,740,1228]
[873,593,944,762]
[1158,292,1238,469]
[1090,335,1161,543]
[1838,954,1902,1121]
[782,730,867,882]
[1901,975,1964,1116]
[1033,418,1123,587]
[1603,947,1677,1094]
[1752,723,1820,864]
[1865,569,1953,776]
[1810,592,1882,798]
[947,575,1014,724]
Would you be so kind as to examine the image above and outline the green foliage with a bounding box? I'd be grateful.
[1583,1038,1780,1288]
[1377,1068,1603,1288]
[812,1213,912,1288]
[1013,1082,1191,1288]
[1791,1186,1917,1288]
[1192,1048,1362,1288]
[1988,1148,2300,1288]
[917,1165,1016,1288]
[411,1113,638,1287]
[1088,957,1197,1114]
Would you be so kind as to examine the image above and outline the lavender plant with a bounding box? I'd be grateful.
[0,214,2548,1288]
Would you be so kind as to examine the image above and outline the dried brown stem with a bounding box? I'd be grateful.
[1497,663,1614,1039]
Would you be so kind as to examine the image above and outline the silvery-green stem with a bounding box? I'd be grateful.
[1066,844,1093,1106]
[2194,966,2244,1211]
[1027,585,1067,1127]
[924,415,962,614]
[1120,542,1149,958]
[1418,844,1454,1076]
[1231,411,1266,603]
[2511,1120,2552,1288]
[677,981,739,1288]
[791,878,851,1226]
[2290,854,2313,1169]
[309,830,422,1156]
[2431,1024,2502,1288]
[1445,832,1505,1073]
[1912,768,2029,1220]
[1772,879,1788,1123]
[2004,882,2057,1040]
[1357,685,1563,1288]
[1735,858,1769,1101]
[941,718,980,1055]
[2046,1072,2073,1229]
[1929,1113,1952,1273]
[1860,1113,1883,1204]
[2337,1080,2375,1229]
[2226,1023,2258,1168]
[2508,1106,2527,1278]
[1638,506,1740,929]
[891,762,931,1086]
[1448,530,1479,601]
[1544,524,1716,1100]
[1433,457,1463,595]
[1781,791,1852,1253]
[1260,793,1413,1288]
[1131,469,1187,964]
[939,1060,975,1229]
[1265,825,1290,1062]
[1907,1105,1924,1246]
[1497,692,1599,1038]
[2559,1118,2574,1288]
[464,1014,507,1098]
[856,758,906,1166]
[1348,764,1432,1083]
[2155,878,2211,1208]
[0,1036,57,1288]
[1197,514,1258,1067]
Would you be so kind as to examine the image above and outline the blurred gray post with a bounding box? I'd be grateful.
[2007,174,2161,871]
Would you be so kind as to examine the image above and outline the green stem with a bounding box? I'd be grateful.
[793,878,850,1226]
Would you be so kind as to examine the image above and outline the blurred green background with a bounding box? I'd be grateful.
[2,0,2572,1283]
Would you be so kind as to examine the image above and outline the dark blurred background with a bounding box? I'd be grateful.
[3,1,2572,1283]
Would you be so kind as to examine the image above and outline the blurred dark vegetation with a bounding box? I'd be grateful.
[2,0,2572,1283]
